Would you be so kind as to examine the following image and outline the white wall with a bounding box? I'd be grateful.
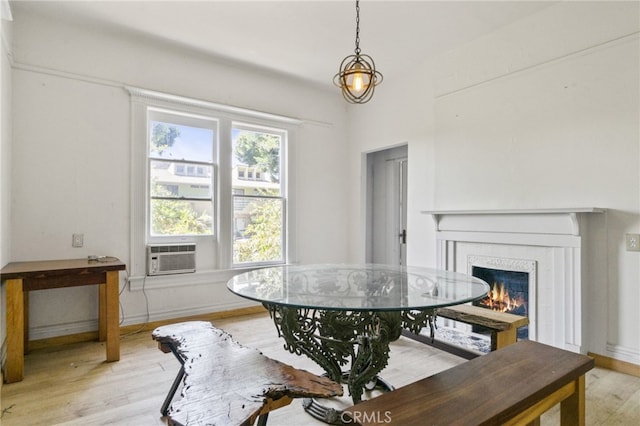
[346,59,438,267]
[0,3,10,266]
[349,2,640,364]
[8,9,350,339]
[0,7,12,363]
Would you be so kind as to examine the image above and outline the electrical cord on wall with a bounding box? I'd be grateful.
[119,268,151,338]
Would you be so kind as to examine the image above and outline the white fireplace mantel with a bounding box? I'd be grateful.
[423,208,605,235]
[422,207,606,353]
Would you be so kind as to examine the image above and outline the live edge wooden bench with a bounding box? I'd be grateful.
[152,321,343,426]
[403,304,529,356]
[344,340,594,426]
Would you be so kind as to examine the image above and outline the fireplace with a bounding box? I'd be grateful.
[424,208,605,353]
[467,255,536,341]
[471,266,530,340]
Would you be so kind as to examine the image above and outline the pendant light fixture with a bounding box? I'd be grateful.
[333,0,383,104]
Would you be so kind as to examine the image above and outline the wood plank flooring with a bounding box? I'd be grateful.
[1,312,639,425]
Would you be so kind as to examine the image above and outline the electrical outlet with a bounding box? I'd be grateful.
[625,233,640,252]
[72,233,84,248]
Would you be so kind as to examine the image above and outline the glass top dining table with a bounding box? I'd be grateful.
[228,264,490,424]
[227,263,489,311]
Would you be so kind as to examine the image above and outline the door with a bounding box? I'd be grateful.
[366,145,408,266]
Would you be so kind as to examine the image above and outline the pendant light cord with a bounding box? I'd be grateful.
[354,0,361,55]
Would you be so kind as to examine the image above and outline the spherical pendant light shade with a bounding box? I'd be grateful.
[334,53,383,104]
[334,1,382,104]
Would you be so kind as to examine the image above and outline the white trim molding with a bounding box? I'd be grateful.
[1,0,12,21]
[125,86,303,125]
[424,208,605,235]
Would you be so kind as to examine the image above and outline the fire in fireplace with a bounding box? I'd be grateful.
[478,281,526,314]
[472,266,529,340]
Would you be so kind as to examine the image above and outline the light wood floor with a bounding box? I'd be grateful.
[1,312,639,425]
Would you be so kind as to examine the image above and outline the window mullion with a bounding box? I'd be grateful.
[217,119,234,268]
[151,196,212,202]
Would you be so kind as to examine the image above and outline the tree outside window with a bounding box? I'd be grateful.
[232,128,285,265]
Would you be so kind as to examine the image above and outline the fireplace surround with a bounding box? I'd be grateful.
[424,208,605,353]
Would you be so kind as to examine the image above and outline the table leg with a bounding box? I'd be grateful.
[99,283,106,342]
[104,271,120,362]
[5,278,24,383]
[560,375,586,425]
[23,290,30,354]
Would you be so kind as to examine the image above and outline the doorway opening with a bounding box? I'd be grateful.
[365,144,408,266]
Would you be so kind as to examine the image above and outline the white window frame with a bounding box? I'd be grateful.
[147,108,217,241]
[231,122,287,268]
[127,87,299,290]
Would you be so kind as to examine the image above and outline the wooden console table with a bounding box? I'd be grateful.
[0,258,125,383]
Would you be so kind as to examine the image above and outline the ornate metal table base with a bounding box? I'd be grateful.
[302,372,395,425]
[265,304,435,408]
[229,264,489,425]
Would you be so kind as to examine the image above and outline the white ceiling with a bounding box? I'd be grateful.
[11,0,557,87]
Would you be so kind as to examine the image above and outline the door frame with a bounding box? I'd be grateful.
[363,143,408,265]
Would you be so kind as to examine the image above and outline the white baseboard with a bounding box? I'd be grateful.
[27,300,259,341]
[29,319,100,341]
[119,300,259,327]
[606,342,640,365]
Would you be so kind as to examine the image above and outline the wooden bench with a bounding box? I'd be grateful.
[438,304,530,350]
[403,304,529,357]
[344,340,594,426]
[152,321,343,426]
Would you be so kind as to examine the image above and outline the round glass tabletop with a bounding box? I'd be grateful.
[228,263,490,311]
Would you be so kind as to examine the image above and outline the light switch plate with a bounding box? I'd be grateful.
[72,233,84,248]
[625,233,640,251]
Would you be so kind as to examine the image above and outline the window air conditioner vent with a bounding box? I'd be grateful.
[147,244,196,276]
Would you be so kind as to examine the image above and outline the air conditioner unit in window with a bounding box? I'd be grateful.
[147,244,196,276]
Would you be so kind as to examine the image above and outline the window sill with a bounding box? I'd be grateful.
[128,266,263,291]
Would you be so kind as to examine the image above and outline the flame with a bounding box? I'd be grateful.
[479,282,525,313]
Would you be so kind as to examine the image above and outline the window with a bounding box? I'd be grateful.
[148,110,216,237]
[130,87,296,280]
[232,125,285,266]
[161,184,179,196]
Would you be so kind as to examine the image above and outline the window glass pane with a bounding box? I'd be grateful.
[150,160,212,198]
[232,129,281,196]
[233,197,283,264]
[149,121,214,162]
[150,199,213,236]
